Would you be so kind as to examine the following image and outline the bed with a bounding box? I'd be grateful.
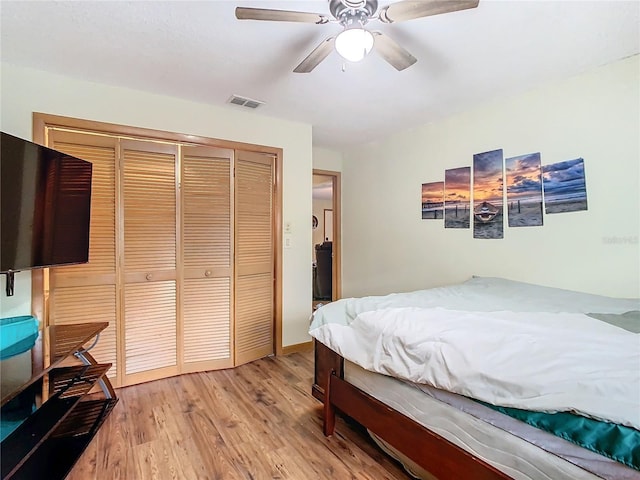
[308,276,640,480]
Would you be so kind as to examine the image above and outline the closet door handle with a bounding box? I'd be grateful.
[146,273,153,281]
[204,270,212,277]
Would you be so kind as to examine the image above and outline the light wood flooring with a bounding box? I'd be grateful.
[68,350,412,480]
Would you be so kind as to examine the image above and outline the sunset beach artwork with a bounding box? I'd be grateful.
[421,181,444,219]
[444,167,471,229]
[542,158,588,214]
[506,152,543,227]
[473,149,504,239]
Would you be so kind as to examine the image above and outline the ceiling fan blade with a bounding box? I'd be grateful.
[372,32,417,71]
[379,0,479,23]
[235,7,329,24]
[294,37,335,73]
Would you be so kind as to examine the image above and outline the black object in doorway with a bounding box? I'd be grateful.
[314,241,332,301]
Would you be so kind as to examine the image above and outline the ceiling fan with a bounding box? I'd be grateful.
[235,0,479,73]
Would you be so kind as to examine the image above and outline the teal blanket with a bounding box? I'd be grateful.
[480,402,640,470]
[479,311,640,470]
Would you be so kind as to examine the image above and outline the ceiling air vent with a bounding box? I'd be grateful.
[227,95,264,109]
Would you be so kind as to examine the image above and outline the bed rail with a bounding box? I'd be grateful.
[323,370,511,480]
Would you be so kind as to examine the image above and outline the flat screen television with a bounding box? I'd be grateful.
[1,132,93,278]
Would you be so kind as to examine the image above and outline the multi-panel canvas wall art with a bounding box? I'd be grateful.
[421,150,587,237]
[506,152,543,227]
[421,182,444,219]
[444,167,471,229]
[473,149,504,239]
[542,158,588,214]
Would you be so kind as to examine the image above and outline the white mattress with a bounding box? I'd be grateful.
[344,361,640,480]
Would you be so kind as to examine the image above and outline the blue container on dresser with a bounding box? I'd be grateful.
[0,316,39,361]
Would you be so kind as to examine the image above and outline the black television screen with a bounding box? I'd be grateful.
[1,132,92,273]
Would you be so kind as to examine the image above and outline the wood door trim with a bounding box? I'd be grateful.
[273,150,283,356]
[33,112,283,155]
[313,169,341,301]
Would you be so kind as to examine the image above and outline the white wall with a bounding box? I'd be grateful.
[313,146,343,172]
[341,56,640,299]
[0,62,313,346]
[0,273,32,319]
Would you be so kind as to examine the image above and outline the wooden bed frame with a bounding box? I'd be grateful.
[313,341,511,480]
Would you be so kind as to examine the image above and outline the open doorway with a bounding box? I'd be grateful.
[312,170,341,309]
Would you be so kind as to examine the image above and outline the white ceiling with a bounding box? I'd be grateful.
[1,1,638,149]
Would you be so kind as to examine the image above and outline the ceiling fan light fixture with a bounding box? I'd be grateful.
[335,28,374,62]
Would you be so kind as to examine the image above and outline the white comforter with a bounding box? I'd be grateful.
[312,307,640,429]
[309,277,640,430]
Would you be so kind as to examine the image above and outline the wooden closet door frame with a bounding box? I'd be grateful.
[32,113,284,363]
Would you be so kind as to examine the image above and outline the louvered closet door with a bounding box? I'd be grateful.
[181,146,234,372]
[121,140,178,385]
[46,130,118,381]
[234,151,275,366]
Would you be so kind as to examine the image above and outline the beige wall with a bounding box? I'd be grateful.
[0,63,314,346]
[341,56,640,298]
